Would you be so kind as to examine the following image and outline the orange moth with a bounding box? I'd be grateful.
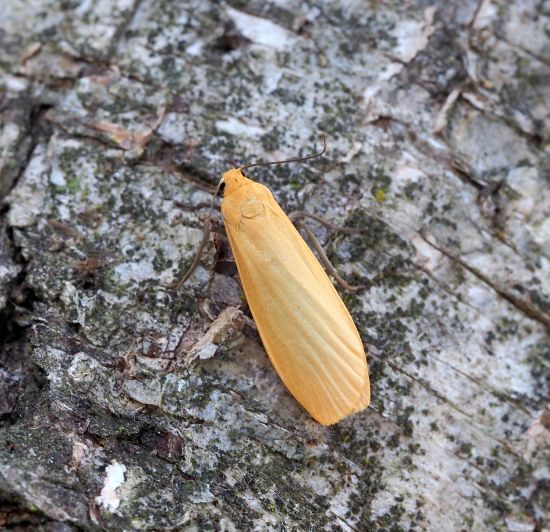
[214,142,370,426]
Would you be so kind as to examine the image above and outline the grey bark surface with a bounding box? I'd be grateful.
[0,0,549,530]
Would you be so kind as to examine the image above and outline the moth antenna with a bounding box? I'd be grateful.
[239,133,327,172]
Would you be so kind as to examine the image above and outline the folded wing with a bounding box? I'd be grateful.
[222,178,370,425]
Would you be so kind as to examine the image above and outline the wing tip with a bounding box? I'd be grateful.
[315,377,371,426]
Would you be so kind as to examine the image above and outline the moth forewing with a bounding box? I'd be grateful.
[221,169,370,425]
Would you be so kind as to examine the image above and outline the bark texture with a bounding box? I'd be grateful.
[0,1,549,530]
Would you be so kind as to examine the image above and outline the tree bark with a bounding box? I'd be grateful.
[0,1,549,530]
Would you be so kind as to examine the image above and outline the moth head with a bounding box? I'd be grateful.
[222,168,251,196]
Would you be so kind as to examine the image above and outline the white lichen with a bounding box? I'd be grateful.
[95,461,127,512]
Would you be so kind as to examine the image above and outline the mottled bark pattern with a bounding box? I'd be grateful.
[0,1,549,530]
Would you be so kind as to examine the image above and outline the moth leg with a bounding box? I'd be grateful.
[168,219,213,291]
[173,200,222,212]
[169,194,226,290]
[288,210,366,234]
[173,201,224,234]
[295,222,365,292]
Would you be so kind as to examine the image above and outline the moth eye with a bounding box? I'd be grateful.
[241,198,265,219]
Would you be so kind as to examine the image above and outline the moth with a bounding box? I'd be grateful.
[180,139,370,425]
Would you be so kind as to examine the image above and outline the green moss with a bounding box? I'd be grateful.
[289,178,304,191]
[374,188,386,202]
[368,165,393,198]
[377,502,407,530]
[403,181,423,200]
[495,317,519,339]
[153,247,169,272]
[397,406,415,437]
[458,441,473,458]
[260,128,284,152]
[66,176,81,193]
[387,432,401,448]
[347,454,387,528]
[431,215,458,231]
